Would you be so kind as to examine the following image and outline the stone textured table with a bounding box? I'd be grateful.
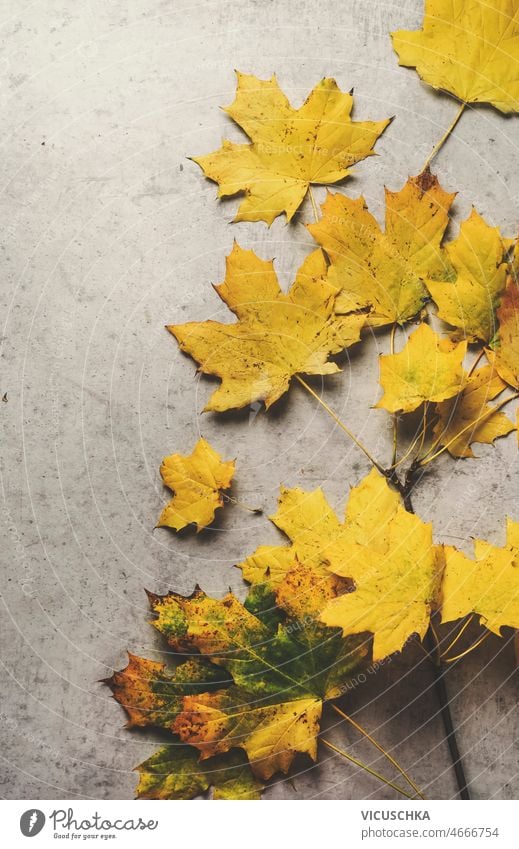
[1,0,517,800]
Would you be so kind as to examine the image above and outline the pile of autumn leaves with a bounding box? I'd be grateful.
[107,1,519,800]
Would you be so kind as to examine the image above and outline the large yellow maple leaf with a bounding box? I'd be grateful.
[169,245,364,412]
[427,210,510,343]
[432,365,515,457]
[376,322,467,413]
[319,470,439,661]
[192,71,391,224]
[157,438,235,532]
[308,171,455,326]
[392,0,519,114]
[440,519,519,633]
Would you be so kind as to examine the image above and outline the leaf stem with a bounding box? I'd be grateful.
[439,615,475,659]
[296,374,384,473]
[424,628,471,799]
[222,493,263,514]
[320,737,415,799]
[418,392,519,466]
[422,101,466,171]
[390,324,399,466]
[308,186,320,223]
[331,703,425,799]
[443,630,491,664]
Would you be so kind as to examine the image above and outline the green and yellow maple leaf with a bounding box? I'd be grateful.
[169,244,364,412]
[392,0,519,114]
[136,746,262,800]
[427,210,510,343]
[157,438,235,532]
[149,587,367,779]
[308,170,455,326]
[193,71,391,224]
[105,652,230,731]
[376,322,467,413]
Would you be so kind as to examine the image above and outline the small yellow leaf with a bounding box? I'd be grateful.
[169,244,364,412]
[320,469,439,661]
[440,519,519,634]
[376,322,467,413]
[433,365,514,457]
[157,438,235,532]
[192,71,391,224]
[392,0,519,114]
[489,268,519,389]
[308,170,455,326]
[427,210,510,343]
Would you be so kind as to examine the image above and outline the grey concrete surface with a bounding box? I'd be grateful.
[0,0,518,801]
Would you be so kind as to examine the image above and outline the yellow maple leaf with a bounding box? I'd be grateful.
[192,71,391,224]
[392,0,519,114]
[427,210,510,343]
[432,365,515,457]
[376,322,467,413]
[489,266,519,389]
[157,438,235,532]
[440,519,519,633]
[169,245,364,412]
[308,170,455,326]
[320,469,439,661]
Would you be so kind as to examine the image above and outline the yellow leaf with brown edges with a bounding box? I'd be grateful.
[157,438,235,532]
[169,245,364,412]
[432,365,514,457]
[376,322,467,413]
[440,519,519,633]
[308,170,455,326]
[192,71,391,224]
[427,210,510,343]
[392,0,519,114]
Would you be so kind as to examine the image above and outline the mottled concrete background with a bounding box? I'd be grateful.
[1,0,518,800]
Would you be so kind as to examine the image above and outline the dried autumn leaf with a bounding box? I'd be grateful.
[192,71,391,225]
[136,746,262,800]
[169,245,364,412]
[105,653,230,731]
[392,0,519,114]
[149,587,367,779]
[489,268,519,389]
[432,365,514,457]
[157,438,235,532]
[308,170,455,326]
[376,322,467,413]
[320,470,439,661]
[440,519,519,633]
[427,210,510,343]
